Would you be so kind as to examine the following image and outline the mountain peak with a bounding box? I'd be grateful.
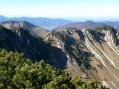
[0,15,5,18]
[84,20,95,24]
[0,21,48,38]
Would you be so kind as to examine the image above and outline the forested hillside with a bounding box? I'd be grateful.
[0,49,108,89]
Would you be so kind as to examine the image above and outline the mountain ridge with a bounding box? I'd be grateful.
[0,20,48,38]
[55,20,119,32]
[0,18,119,88]
[0,15,73,30]
[45,26,119,89]
[54,21,108,30]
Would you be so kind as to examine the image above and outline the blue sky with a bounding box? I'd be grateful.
[0,0,119,21]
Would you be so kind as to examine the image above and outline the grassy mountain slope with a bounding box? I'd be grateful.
[45,26,119,89]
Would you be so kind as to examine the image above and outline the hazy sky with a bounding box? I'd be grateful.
[0,0,119,21]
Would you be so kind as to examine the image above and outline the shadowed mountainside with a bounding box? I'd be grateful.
[0,21,48,38]
[0,24,119,88]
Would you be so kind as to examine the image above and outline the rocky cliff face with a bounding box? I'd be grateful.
[0,26,50,60]
[0,25,119,88]
[0,26,72,69]
[45,26,119,89]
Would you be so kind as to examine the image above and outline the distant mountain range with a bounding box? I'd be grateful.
[1,15,119,31]
[0,15,73,30]
[55,20,119,31]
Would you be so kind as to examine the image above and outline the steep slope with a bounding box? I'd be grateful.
[0,26,71,69]
[0,21,48,38]
[0,24,119,88]
[0,16,73,30]
[83,27,119,89]
[0,26,50,60]
[45,26,119,89]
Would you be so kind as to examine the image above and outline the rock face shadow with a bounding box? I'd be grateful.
[0,26,68,69]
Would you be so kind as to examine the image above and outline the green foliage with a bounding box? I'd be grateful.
[0,49,109,89]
